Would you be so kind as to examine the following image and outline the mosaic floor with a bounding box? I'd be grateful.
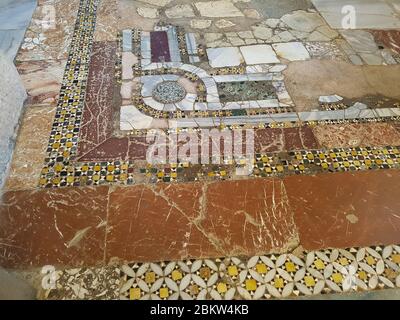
[1,0,400,300]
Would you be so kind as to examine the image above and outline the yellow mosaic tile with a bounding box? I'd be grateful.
[130,288,141,300]
[245,279,257,291]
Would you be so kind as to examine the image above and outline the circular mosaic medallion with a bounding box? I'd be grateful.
[152,81,187,104]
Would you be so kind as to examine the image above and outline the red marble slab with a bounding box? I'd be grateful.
[255,126,319,153]
[150,31,171,63]
[77,41,117,158]
[283,126,319,151]
[0,187,108,269]
[284,170,400,251]
[105,179,298,263]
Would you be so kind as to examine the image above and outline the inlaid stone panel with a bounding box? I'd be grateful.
[217,81,277,102]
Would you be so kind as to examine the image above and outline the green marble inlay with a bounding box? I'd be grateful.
[217,81,277,102]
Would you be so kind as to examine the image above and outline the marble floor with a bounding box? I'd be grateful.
[1,0,400,300]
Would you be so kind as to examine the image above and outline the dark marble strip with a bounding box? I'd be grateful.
[150,31,171,63]
[77,41,117,158]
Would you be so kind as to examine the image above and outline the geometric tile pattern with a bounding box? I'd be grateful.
[38,144,400,187]
[40,245,400,300]
[136,145,400,183]
[40,0,99,186]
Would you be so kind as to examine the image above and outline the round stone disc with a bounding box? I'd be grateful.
[152,81,187,104]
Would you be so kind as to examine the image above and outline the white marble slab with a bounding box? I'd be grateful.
[213,74,249,83]
[140,33,151,59]
[143,97,165,111]
[272,42,311,61]
[120,105,154,130]
[240,45,280,65]
[206,47,243,68]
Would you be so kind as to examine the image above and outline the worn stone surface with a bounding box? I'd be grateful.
[284,60,400,111]
[252,0,312,19]
[18,0,80,61]
[165,4,195,19]
[312,123,400,149]
[93,0,119,41]
[312,0,400,29]
[5,105,56,191]
[215,19,236,29]
[281,10,325,33]
[16,59,66,105]
[371,30,400,55]
[195,1,244,18]
[0,268,36,300]
[190,19,212,29]
[137,7,159,19]
[137,0,173,6]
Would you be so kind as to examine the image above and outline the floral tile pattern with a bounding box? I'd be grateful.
[39,245,400,300]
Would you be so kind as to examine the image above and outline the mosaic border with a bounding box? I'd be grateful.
[42,244,400,300]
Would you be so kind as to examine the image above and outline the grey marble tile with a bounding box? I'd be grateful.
[189,56,200,63]
[167,26,181,62]
[122,29,132,52]
[0,29,25,60]
[252,0,312,19]
[0,0,36,30]
[185,33,197,55]
[0,54,27,188]
[340,30,379,53]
